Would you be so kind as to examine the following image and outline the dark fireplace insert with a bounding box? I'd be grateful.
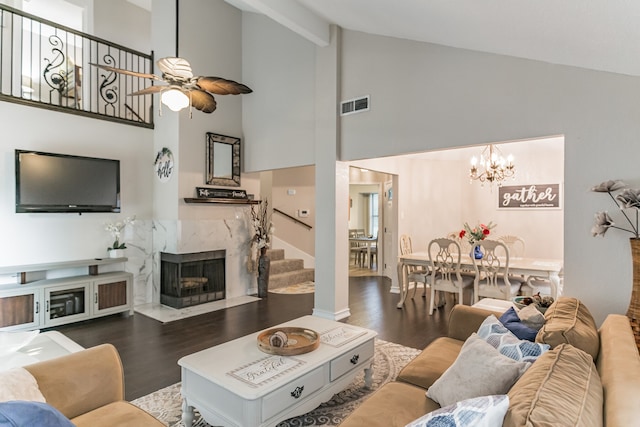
[160,250,225,309]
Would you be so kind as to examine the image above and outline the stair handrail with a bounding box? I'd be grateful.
[273,208,312,230]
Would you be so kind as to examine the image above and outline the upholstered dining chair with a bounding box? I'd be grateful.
[472,240,522,303]
[427,238,474,314]
[400,234,429,298]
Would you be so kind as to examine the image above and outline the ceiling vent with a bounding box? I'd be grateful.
[340,95,370,116]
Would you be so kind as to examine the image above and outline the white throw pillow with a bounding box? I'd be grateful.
[517,304,546,330]
[426,333,529,407]
[405,395,509,427]
[477,315,549,363]
[0,367,46,403]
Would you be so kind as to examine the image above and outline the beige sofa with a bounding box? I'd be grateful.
[340,297,640,427]
[23,343,163,427]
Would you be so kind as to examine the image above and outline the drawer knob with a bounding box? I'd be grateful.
[350,354,360,364]
[291,386,304,399]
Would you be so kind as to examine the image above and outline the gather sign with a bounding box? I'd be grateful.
[498,184,560,209]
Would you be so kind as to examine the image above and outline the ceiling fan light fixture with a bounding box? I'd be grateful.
[161,88,189,111]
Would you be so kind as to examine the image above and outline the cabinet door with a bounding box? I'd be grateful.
[44,283,91,327]
[0,288,42,331]
[93,274,131,317]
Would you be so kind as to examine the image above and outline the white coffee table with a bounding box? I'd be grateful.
[0,331,84,371]
[472,298,515,312]
[178,315,377,427]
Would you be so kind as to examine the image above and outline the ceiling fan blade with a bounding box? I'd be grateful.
[128,85,167,96]
[157,57,194,80]
[90,63,160,80]
[189,90,217,113]
[196,76,253,95]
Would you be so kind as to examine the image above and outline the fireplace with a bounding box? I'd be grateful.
[160,250,225,309]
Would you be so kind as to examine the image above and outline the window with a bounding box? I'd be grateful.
[368,193,379,237]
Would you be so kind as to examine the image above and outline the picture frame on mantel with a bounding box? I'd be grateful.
[206,132,241,187]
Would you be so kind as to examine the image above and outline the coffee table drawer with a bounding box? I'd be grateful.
[330,339,374,381]
[262,366,325,421]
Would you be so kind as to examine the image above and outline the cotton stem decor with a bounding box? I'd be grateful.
[591,180,640,348]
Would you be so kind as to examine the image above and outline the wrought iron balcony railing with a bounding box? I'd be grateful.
[0,4,154,128]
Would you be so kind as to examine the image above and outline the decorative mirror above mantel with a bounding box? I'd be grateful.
[206,132,241,187]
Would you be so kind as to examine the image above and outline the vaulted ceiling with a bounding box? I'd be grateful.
[226,0,640,77]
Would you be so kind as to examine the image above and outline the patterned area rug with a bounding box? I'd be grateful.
[269,281,315,294]
[131,338,420,427]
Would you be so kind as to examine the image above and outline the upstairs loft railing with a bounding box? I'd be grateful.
[0,4,154,128]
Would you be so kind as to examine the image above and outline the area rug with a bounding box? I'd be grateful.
[269,281,315,294]
[131,338,420,426]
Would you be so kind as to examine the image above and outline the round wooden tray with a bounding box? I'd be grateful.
[257,327,320,355]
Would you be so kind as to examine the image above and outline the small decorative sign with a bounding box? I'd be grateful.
[497,184,561,209]
[227,355,305,388]
[196,187,247,199]
[154,147,174,183]
[320,326,366,347]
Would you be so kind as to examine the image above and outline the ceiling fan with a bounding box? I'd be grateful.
[93,57,252,116]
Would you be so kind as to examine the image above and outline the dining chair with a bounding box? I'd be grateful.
[400,234,429,298]
[427,238,474,314]
[349,229,363,266]
[497,235,526,258]
[522,267,563,298]
[472,240,522,303]
[360,234,378,268]
[496,234,556,297]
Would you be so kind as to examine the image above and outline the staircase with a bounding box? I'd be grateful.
[267,248,315,290]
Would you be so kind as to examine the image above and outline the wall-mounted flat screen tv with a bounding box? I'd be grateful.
[15,149,121,213]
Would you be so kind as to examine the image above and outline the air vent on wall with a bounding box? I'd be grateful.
[340,95,370,116]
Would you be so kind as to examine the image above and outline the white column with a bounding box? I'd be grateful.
[312,26,350,320]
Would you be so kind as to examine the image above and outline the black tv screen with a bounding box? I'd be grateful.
[15,149,121,213]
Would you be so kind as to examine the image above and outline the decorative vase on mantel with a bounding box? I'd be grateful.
[628,238,640,348]
[257,247,270,298]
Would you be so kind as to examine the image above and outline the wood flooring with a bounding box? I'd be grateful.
[53,274,451,401]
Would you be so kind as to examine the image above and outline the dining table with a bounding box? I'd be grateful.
[396,251,563,309]
[349,236,377,268]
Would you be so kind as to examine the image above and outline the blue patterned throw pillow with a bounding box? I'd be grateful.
[478,315,550,363]
[499,307,538,341]
[405,395,509,427]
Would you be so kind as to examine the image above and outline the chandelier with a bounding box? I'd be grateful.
[469,144,515,186]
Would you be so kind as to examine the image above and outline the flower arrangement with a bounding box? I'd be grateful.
[105,216,136,251]
[591,180,640,238]
[247,199,274,274]
[459,221,496,245]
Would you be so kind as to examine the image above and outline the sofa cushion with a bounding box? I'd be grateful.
[504,343,603,427]
[397,337,464,389]
[339,382,440,427]
[499,307,538,341]
[478,315,550,363]
[535,297,599,360]
[405,395,509,427]
[0,401,74,427]
[596,314,640,427]
[71,401,165,427]
[426,334,529,407]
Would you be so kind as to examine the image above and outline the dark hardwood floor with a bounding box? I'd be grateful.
[53,275,451,400]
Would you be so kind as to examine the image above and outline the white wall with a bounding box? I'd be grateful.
[336,30,639,324]
[242,12,316,172]
[272,166,315,256]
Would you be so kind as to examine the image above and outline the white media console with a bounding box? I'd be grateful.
[0,258,133,331]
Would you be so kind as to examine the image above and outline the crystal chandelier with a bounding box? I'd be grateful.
[469,144,515,186]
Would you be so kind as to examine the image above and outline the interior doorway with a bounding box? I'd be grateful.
[349,167,393,276]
